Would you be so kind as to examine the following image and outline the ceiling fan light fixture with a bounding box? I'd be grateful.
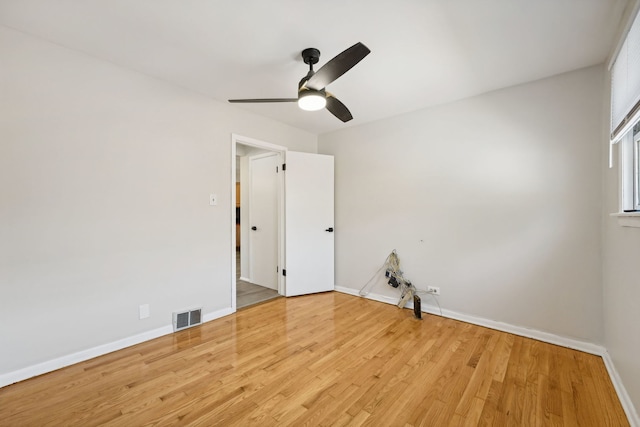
[228,42,370,122]
[298,90,326,111]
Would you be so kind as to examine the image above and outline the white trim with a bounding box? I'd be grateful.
[231,137,238,311]
[231,134,287,301]
[610,211,640,216]
[610,212,640,227]
[602,351,640,427]
[610,137,620,169]
[202,307,234,323]
[231,133,288,153]
[0,307,233,389]
[334,286,604,355]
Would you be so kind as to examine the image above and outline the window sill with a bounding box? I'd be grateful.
[610,212,640,227]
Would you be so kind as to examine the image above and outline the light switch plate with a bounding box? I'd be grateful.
[139,304,150,319]
[209,193,217,206]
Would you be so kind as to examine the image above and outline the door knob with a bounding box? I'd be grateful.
[325,227,334,232]
[251,226,257,231]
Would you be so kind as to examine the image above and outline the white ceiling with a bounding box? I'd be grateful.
[0,0,629,135]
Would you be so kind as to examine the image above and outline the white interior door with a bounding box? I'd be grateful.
[285,151,334,296]
[249,153,278,290]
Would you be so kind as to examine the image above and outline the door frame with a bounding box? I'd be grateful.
[231,134,287,312]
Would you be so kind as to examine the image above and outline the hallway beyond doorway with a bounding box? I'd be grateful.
[236,250,279,309]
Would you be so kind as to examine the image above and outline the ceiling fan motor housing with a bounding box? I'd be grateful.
[302,48,321,65]
[299,48,321,89]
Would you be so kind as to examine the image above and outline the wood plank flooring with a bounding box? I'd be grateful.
[0,292,628,426]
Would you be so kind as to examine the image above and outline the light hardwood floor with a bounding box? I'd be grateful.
[0,292,628,426]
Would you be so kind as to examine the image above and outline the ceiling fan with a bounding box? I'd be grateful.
[228,42,370,122]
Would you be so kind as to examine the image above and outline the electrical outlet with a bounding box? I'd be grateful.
[427,286,440,296]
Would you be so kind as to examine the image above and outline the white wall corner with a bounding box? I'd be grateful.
[0,306,234,389]
[601,351,640,427]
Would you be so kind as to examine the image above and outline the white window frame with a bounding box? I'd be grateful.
[620,126,640,212]
[635,129,640,211]
[612,125,640,226]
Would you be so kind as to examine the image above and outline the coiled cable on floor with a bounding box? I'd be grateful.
[359,249,443,317]
[359,250,397,297]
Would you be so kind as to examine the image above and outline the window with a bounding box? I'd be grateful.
[620,123,640,212]
[610,6,640,225]
[636,130,640,211]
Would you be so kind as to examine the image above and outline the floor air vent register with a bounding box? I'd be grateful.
[172,308,202,332]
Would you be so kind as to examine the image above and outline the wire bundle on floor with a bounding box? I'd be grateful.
[359,249,442,317]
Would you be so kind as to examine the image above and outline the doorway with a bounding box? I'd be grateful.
[231,134,336,311]
[232,135,285,310]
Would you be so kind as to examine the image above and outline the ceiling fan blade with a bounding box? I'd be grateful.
[228,98,297,103]
[305,42,371,91]
[326,94,353,122]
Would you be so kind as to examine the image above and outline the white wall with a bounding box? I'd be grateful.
[603,155,640,420]
[0,25,316,377]
[319,66,605,343]
[601,1,640,416]
[602,92,640,417]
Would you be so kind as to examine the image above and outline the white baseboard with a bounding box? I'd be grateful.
[0,306,234,389]
[334,286,604,355]
[203,307,234,323]
[239,276,253,283]
[335,285,640,426]
[602,351,640,427]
